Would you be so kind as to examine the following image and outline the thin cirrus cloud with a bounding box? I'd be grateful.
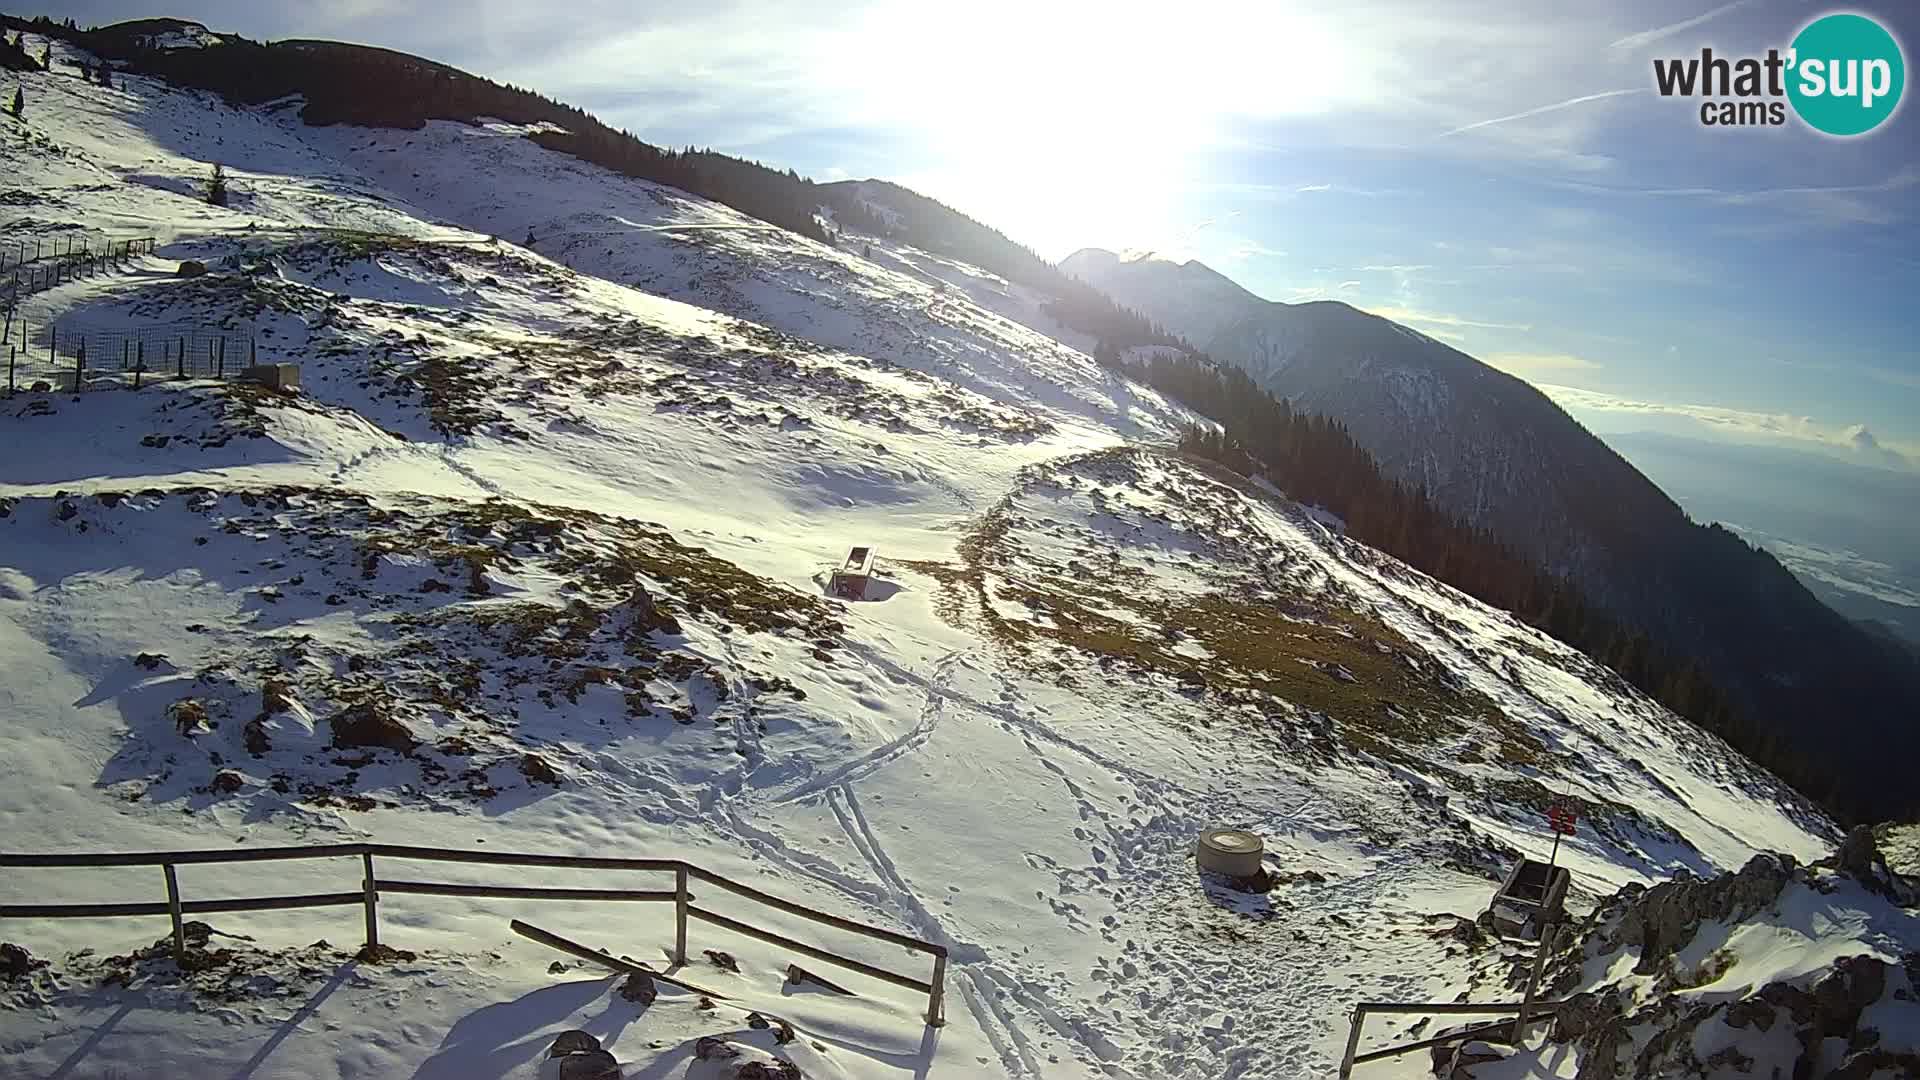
[1484,352,1605,376]
[1540,384,1916,468]
[1436,88,1647,139]
[1365,306,1534,332]
[1607,0,1758,52]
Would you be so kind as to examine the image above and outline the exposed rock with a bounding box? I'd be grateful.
[1608,853,1795,974]
[1811,955,1887,1037]
[30,380,51,393]
[1443,916,1487,951]
[618,971,656,1005]
[555,1048,620,1079]
[260,677,293,714]
[548,1030,601,1057]
[629,585,682,635]
[694,1035,739,1061]
[170,697,209,736]
[209,769,245,794]
[1,942,48,978]
[736,1062,803,1080]
[134,652,168,670]
[243,718,271,756]
[1722,996,1775,1032]
[704,948,739,973]
[520,753,561,785]
[355,943,416,965]
[746,1011,771,1030]
[330,699,417,752]
[548,961,570,975]
[176,259,208,278]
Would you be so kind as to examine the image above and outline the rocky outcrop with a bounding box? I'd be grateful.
[329,699,416,752]
[1529,848,1919,1079]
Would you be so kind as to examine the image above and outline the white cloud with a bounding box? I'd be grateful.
[1484,352,1604,375]
[1366,305,1533,332]
[1540,384,1918,467]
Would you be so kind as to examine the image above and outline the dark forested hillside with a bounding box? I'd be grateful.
[6,15,829,241]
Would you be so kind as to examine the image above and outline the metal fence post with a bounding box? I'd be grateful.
[162,863,187,963]
[361,851,379,949]
[134,340,144,389]
[179,336,186,377]
[926,951,947,1027]
[673,865,689,966]
[217,337,225,378]
[74,339,84,395]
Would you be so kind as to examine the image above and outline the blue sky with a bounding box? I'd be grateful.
[56,0,1920,466]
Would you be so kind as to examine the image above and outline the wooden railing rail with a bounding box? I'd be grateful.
[0,843,946,1026]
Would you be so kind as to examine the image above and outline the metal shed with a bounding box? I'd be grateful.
[829,546,878,600]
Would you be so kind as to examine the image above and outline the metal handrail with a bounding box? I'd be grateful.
[0,842,947,1026]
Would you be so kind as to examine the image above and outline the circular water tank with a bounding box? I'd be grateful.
[1196,828,1264,877]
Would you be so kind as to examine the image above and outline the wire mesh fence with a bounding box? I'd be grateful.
[1,308,253,395]
[0,236,158,306]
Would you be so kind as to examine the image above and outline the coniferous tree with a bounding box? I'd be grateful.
[10,87,22,118]
[208,163,228,206]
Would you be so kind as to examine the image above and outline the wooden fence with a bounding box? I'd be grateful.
[1337,924,1564,1076]
[0,842,948,1026]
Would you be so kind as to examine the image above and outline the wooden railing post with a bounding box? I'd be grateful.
[361,851,379,949]
[162,863,186,962]
[1339,1004,1367,1078]
[926,951,947,1027]
[673,864,689,966]
[1515,923,1556,1043]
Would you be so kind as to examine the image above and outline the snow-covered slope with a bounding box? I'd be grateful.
[1060,247,1920,828]
[0,31,1904,1080]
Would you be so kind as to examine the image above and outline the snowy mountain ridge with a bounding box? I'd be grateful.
[0,25,1911,1080]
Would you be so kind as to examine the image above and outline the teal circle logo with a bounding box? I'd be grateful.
[1787,13,1905,136]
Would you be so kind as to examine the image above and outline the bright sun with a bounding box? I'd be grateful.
[846,0,1362,256]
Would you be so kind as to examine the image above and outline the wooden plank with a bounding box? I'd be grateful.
[688,867,943,957]
[162,864,185,960]
[1350,1015,1550,1066]
[508,919,730,999]
[0,843,369,868]
[1351,1001,1565,1015]
[1,892,363,918]
[687,904,930,995]
[366,845,682,873]
[181,892,365,915]
[375,880,678,903]
[1,900,174,918]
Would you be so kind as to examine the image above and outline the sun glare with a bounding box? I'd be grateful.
[849,1,1362,256]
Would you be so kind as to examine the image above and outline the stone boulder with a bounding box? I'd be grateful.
[329,699,416,752]
[176,260,208,278]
